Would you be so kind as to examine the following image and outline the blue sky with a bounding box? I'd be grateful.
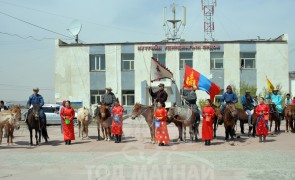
[0,0,294,102]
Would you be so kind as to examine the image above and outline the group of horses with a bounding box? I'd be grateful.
[131,102,295,144]
[1,102,294,146]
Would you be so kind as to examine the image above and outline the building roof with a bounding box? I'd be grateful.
[58,34,288,47]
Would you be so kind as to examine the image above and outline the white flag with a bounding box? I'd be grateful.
[150,57,174,82]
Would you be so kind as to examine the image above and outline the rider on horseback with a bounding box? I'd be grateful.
[182,86,200,124]
[26,88,46,124]
[241,91,255,127]
[266,89,283,118]
[102,87,116,109]
[220,85,238,113]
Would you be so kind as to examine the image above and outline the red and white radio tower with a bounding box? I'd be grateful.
[201,0,217,41]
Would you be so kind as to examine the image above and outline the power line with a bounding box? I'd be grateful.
[0,31,72,41]
[0,11,73,39]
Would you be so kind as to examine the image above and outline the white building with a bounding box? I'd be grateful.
[55,34,289,112]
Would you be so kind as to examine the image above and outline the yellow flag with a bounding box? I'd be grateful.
[266,76,274,93]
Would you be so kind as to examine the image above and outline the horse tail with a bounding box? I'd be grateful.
[41,127,49,140]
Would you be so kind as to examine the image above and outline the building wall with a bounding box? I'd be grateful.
[55,40,90,107]
[256,43,289,94]
[224,43,240,91]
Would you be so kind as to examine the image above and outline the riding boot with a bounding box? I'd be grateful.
[69,140,71,145]
[115,135,118,143]
[205,140,208,145]
[65,140,67,145]
[118,135,122,143]
[208,140,211,146]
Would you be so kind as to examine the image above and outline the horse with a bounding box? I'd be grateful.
[268,103,281,133]
[212,104,222,138]
[26,105,49,146]
[0,106,20,145]
[223,103,237,141]
[284,105,295,133]
[235,108,259,137]
[3,105,21,145]
[77,107,90,139]
[167,105,197,142]
[131,103,155,143]
[93,103,112,141]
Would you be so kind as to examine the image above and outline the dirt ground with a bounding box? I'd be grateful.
[0,118,295,180]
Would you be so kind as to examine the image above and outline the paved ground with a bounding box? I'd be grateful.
[0,118,295,180]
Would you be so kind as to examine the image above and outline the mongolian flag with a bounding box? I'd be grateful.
[266,76,274,93]
[183,65,220,101]
[150,57,174,82]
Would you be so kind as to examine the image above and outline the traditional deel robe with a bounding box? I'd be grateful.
[255,103,270,136]
[111,105,124,135]
[60,107,75,141]
[266,93,283,113]
[154,107,170,145]
[202,106,215,140]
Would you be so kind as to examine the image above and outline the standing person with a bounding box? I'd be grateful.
[283,94,292,120]
[255,97,270,143]
[60,100,75,145]
[0,100,8,111]
[102,87,116,108]
[183,86,200,123]
[154,101,170,146]
[26,88,46,124]
[149,83,168,105]
[202,99,215,146]
[241,91,255,127]
[111,99,124,143]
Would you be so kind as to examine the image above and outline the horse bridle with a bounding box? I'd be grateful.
[132,105,151,118]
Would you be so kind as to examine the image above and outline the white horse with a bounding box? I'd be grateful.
[77,107,90,139]
[0,106,21,145]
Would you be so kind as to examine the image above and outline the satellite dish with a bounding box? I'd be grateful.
[67,20,82,43]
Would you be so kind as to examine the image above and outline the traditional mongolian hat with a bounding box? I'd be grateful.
[33,87,39,91]
[105,87,113,91]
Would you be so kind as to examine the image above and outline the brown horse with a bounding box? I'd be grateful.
[285,105,295,132]
[26,105,49,146]
[211,104,222,138]
[131,103,155,143]
[223,103,237,141]
[268,104,281,133]
[93,103,112,141]
[235,108,259,137]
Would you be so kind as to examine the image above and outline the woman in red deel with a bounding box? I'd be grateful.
[60,100,75,145]
[202,99,215,146]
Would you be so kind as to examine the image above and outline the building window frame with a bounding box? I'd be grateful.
[122,90,135,106]
[90,54,106,71]
[210,58,224,69]
[90,90,105,104]
[179,52,193,70]
[153,53,166,66]
[240,53,256,69]
[122,53,135,71]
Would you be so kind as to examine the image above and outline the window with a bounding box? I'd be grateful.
[240,53,256,69]
[90,90,105,104]
[122,90,135,106]
[210,52,224,69]
[122,53,134,71]
[153,53,166,66]
[179,52,193,70]
[90,55,105,71]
